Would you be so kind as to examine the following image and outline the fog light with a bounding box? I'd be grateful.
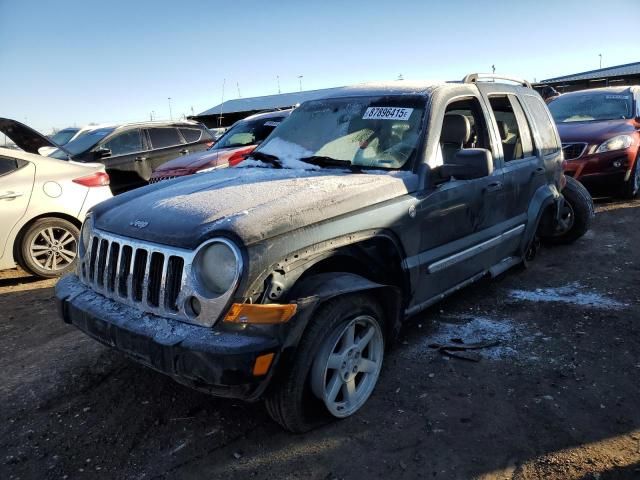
[186,296,201,318]
[613,160,622,168]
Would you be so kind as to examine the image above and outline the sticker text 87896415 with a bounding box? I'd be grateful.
[362,107,413,121]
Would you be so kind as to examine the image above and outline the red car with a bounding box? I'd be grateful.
[548,86,640,198]
[149,109,292,183]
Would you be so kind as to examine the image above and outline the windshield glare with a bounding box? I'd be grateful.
[213,116,285,150]
[255,96,425,170]
[549,92,634,123]
[48,127,114,159]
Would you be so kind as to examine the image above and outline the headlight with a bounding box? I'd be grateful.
[194,239,242,296]
[79,215,93,258]
[595,135,633,153]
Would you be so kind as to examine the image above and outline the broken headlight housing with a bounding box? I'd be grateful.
[193,238,242,297]
[78,214,93,258]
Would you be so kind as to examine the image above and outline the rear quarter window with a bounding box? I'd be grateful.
[0,157,28,176]
[148,128,184,149]
[522,95,560,155]
[179,127,203,143]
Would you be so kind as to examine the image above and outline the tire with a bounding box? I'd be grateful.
[265,293,385,432]
[18,218,79,278]
[543,176,594,245]
[621,154,640,199]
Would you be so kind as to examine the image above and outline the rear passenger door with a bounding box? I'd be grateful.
[145,127,188,172]
[0,157,34,260]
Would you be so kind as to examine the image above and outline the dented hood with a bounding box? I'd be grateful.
[92,166,418,248]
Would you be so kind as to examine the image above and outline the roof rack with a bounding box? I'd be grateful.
[462,73,532,89]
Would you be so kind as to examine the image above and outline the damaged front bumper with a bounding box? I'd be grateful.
[55,275,312,401]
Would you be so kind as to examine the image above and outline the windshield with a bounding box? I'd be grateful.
[48,127,114,159]
[549,91,634,123]
[254,95,425,170]
[213,116,286,150]
[50,128,79,145]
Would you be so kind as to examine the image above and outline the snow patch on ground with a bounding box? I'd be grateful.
[404,315,531,361]
[508,283,625,310]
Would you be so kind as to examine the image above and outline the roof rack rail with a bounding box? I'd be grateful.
[462,73,532,89]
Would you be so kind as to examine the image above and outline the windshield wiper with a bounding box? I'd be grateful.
[247,151,282,168]
[300,155,367,172]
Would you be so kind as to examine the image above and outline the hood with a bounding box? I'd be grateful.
[556,119,637,145]
[93,166,419,248]
[152,145,256,176]
[0,117,68,155]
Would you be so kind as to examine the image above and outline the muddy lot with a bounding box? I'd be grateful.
[2,199,640,480]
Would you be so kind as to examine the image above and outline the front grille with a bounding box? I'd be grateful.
[562,142,587,161]
[80,229,190,319]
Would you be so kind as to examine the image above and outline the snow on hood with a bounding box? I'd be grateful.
[92,166,418,248]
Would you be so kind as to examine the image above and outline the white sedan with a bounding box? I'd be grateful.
[0,118,112,278]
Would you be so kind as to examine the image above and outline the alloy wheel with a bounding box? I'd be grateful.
[29,226,77,272]
[311,315,384,418]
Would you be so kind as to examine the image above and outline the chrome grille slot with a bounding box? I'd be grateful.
[79,229,196,322]
[147,252,165,307]
[131,249,148,302]
[165,256,184,311]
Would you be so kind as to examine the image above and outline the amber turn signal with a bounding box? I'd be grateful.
[253,352,275,376]
[224,303,297,324]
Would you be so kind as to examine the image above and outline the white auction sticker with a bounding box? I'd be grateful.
[605,95,630,100]
[362,107,413,121]
[264,121,281,127]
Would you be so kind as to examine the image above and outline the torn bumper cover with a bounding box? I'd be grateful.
[55,275,303,401]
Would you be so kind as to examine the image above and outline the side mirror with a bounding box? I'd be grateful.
[94,147,112,159]
[441,148,493,180]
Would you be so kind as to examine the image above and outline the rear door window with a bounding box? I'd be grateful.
[487,95,534,162]
[148,128,184,149]
[522,95,560,155]
[0,157,28,176]
[103,129,143,156]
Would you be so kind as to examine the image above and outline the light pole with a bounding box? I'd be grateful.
[599,53,602,69]
[298,75,303,92]
[277,75,281,94]
[168,97,173,120]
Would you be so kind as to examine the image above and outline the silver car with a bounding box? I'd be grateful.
[0,119,112,278]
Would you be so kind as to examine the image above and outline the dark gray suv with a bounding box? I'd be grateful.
[56,74,594,431]
[49,121,214,194]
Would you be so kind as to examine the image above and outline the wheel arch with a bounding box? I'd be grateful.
[12,212,82,267]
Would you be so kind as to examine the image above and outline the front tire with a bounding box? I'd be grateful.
[18,218,79,278]
[543,176,594,245]
[265,294,385,432]
[622,154,640,199]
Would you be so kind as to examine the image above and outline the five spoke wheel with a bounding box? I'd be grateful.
[311,315,384,418]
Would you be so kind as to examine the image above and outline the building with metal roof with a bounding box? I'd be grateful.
[192,86,346,127]
[535,61,640,93]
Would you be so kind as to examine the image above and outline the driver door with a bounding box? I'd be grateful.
[98,128,147,194]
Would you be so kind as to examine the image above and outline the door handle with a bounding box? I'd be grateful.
[135,156,148,162]
[533,167,545,176]
[0,191,23,200]
[485,181,503,193]
[180,149,190,155]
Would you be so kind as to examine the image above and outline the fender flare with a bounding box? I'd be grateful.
[286,272,403,350]
[520,183,560,253]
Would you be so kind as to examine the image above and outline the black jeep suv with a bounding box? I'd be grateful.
[48,121,214,194]
[56,74,594,432]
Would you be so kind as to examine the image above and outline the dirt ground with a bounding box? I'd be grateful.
[1,198,639,480]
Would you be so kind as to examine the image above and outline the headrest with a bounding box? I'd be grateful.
[496,120,509,141]
[441,114,470,144]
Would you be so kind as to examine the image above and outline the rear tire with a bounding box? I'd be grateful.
[264,293,385,432]
[18,218,79,278]
[542,176,594,245]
